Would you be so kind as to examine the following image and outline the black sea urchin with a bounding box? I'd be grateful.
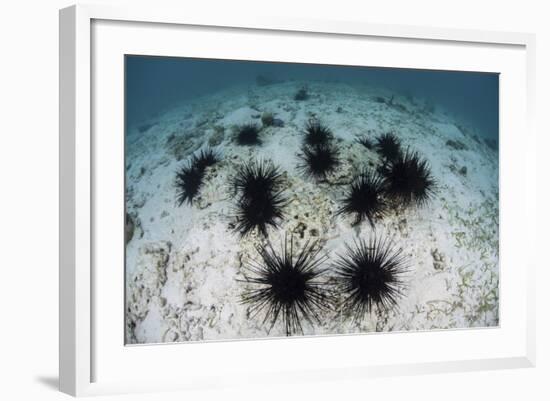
[231,161,287,237]
[175,148,220,206]
[231,160,284,199]
[234,191,287,237]
[298,143,340,181]
[236,123,262,146]
[303,119,333,147]
[175,164,204,206]
[241,235,331,335]
[337,169,388,227]
[192,148,220,171]
[334,237,408,322]
[375,132,402,162]
[381,149,436,207]
[356,135,374,150]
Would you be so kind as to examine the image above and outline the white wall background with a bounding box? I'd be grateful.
[0,0,547,399]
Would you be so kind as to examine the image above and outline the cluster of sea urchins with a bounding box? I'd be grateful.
[298,119,340,181]
[171,110,435,336]
[230,160,288,238]
[175,148,220,206]
[340,132,436,227]
[241,234,408,335]
[236,126,433,334]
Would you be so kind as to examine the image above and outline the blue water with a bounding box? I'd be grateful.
[126,55,499,141]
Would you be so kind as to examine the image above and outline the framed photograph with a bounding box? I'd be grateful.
[59,4,536,396]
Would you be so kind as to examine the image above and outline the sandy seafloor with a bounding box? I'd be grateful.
[124,80,499,344]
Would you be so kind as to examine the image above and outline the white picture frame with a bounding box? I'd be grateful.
[59,4,536,397]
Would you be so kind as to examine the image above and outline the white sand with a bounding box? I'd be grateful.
[125,80,499,344]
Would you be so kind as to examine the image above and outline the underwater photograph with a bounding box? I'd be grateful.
[124,55,499,344]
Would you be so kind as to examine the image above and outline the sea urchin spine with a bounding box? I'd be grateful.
[241,235,331,336]
[333,237,408,322]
